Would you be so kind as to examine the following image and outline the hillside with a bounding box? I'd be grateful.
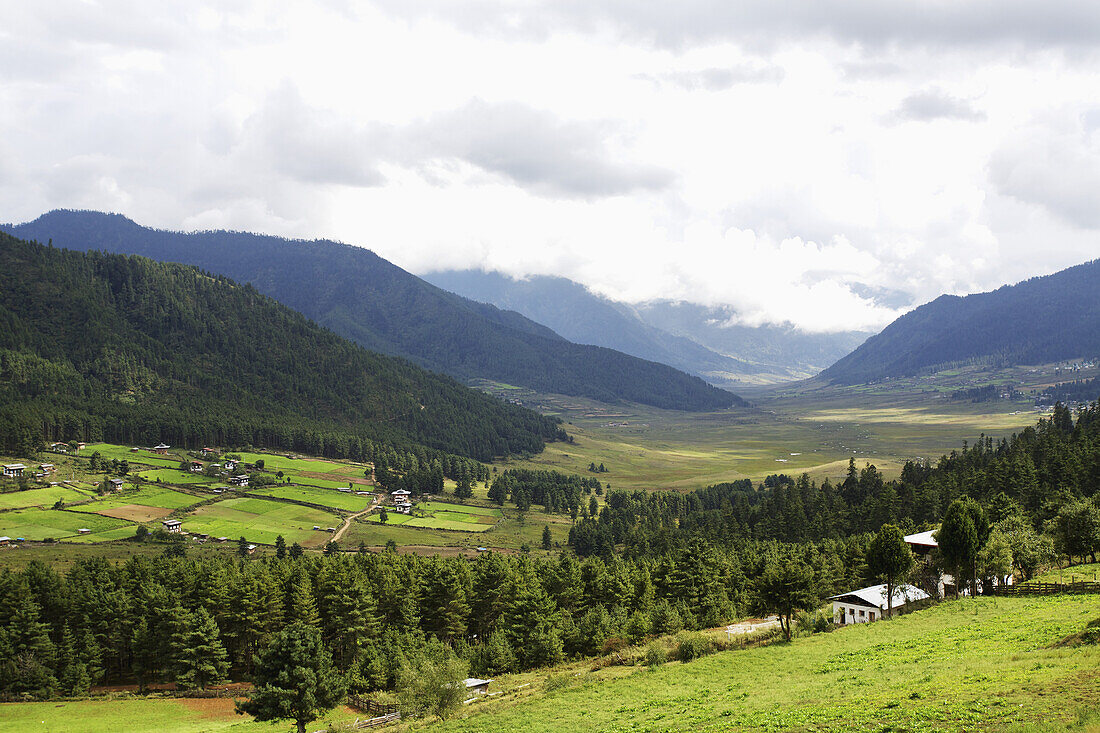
[2,211,743,411]
[425,596,1100,732]
[821,259,1100,384]
[425,269,869,384]
[0,233,565,461]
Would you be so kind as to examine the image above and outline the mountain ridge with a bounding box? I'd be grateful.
[3,210,744,411]
[820,258,1100,384]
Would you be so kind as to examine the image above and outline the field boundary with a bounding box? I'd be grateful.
[992,581,1100,596]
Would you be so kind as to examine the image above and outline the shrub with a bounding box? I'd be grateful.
[645,643,667,668]
[675,631,713,663]
[543,673,572,693]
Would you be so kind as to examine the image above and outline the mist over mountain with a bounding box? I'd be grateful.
[4,210,743,411]
[425,269,870,385]
[820,258,1100,384]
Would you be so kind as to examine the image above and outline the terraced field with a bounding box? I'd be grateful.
[138,468,218,485]
[0,508,132,540]
[364,501,502,532]
[180,496,341,546]
[69,486,204,522]
[0,485,90,510]
[248,485,375,512]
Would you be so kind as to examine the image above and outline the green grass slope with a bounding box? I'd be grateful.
[431,597,1100,732]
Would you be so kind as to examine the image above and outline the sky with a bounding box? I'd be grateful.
[3,2,1100,333]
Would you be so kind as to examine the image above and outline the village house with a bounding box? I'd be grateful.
[228,474,249,487]
[463,678,492,695]
[830,584,930,625]
[50,442,69,454]
[39,463,55,473]
[201,447,217,457]
[224,460,238,471]
[189,461,204,473]
[2,464,26,478]
[162,519,183,533]
[0,537,11,546]
[153,443,171,455]
[77,528,92,535]
[108,478,125,491]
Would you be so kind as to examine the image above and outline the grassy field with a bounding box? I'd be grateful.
[0,697,362,733]
[1030,563,1100,584]
[424,595,1100,733]
[69,486,205,521]
[0,485,90,510]
[234,451,366,476]
[181,496,341,546]
[349,505,570,551]
[138,468,218,485]
[85,443,183,467]
[363,501,501,532]
[248,485,375,512]
[0,508,132,541]
[480,362,1075,491]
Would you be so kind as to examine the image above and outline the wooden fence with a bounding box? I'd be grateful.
[991,581,1100,596]
[346,695,400,728]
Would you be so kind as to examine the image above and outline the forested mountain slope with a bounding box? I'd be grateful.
[0,233,565,461]
[821,259,1100,384]
[425,269,868,384]
[3,211,743,411]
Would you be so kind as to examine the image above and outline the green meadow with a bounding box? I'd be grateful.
[0,508,131,541]
[0,698,361,733]
[427,595,1100,733]
[248,484,375,512]
[138,468,218,485]
[0,485,89,510]
[363,501,501,532]
[180,496,341,546]
[68,484,204,512]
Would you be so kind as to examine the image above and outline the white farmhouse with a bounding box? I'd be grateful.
[830,584,929,625]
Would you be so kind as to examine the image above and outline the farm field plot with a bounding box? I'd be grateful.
[181,496,341,546]
[138,468,218,485]
[248,485,374,512]
[66,525,144,543]
[291,475,365,490]
[429,596,1100,733]
[363,501,501,532]
[235,451,363,476]
[85,443,182,467]
[0,508,131,541]
[70,486,204,521]
[0,485,89,510]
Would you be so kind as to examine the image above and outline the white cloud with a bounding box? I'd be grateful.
[2,1,1100,334]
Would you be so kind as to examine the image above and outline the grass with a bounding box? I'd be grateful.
[85,443,184,468]
[234,450,365,476]
[1029,563,1100,584]
[138,469,218,485]
[0,508,132,541]
[248,485,375,512]
[351,505,571,551]
[180,496,342,546]
[0,698,362,733]
[424,596,1100,733]
[364,501,501,533]
[0,485,90,510]
[68,486,205,521]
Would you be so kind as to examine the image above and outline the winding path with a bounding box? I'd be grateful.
[332,495,381,542]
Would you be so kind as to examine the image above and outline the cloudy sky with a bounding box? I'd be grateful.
[4,2,1100,332]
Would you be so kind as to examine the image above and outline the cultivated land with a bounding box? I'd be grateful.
[180,496,343,546]
[363,501,503,533]
[248,484,375,512]
[421,596,1100,733]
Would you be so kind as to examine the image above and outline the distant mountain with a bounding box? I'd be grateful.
[423,270,762,384]
[0,233,565,462]
[4,211,742,411]
[820,259,1100,384]
[425,270,869,385]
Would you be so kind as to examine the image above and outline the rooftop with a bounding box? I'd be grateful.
[829,584,930,609]
[904,529,938,547]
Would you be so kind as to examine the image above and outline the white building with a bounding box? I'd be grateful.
[2,464,26,478]
[830,584,930,625]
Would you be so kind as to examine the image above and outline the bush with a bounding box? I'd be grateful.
[675,631,713,663]
[644,643,667,668]
[543,673,572,693]
[795,609,833,636]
